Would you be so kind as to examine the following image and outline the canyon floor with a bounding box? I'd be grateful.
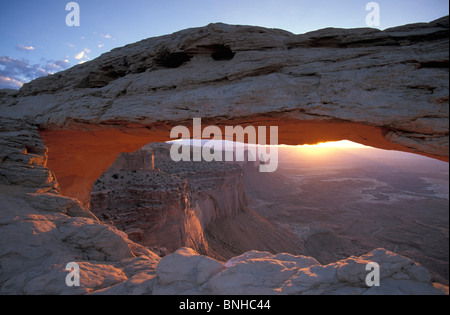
[243,146,449,286]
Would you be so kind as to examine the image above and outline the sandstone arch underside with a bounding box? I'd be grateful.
[2,17,449,207]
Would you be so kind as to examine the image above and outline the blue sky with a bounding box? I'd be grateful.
[0,0,448,89]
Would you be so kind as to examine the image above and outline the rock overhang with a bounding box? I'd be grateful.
[1,16,448,205]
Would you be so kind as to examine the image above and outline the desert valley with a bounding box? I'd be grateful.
[89,141,449,288]
[245,144,449,286]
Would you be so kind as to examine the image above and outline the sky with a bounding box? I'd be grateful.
[0,0,448,89]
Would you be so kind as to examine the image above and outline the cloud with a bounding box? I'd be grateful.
[16,44,35,52]
[0,76,24,89]
[100,33,112,39]
[42,59,71,73]
[74,51,85,60]
[98,44,104,48]
[0,56,71,90]
[74,48,91,60]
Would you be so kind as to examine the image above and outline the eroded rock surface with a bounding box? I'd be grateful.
[150,247,447,295]
[90,143,303,260]
[0,118,160,294]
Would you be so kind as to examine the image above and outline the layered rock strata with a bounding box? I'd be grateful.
[0,117,161,294]
[90,143,301,259]
[90,143,244,255]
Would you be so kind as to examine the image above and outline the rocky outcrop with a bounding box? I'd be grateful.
[1,17,447,147]
[142,247,447,295]
[0,117,161,294]
[90,143,245,255]
[90,143,302,260]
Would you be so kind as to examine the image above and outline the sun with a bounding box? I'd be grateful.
[292,140,370,156]
[302,140,370,149]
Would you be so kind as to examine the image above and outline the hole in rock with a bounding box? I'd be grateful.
[210,45,235,61]
[188,44,235,61]
[155,50,192,68]
[39,119,448,284]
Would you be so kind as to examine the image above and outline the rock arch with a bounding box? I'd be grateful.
[0,17,448,295]
[2,17,449,207]
[39,116,445,207]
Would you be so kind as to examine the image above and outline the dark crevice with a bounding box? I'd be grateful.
[418,60,449,69]
[155,49,192,68]
[76,67,128,89]
[149,85,177,92]
[187,44,235,61]
[210,45,235,61]
[406,85,436,94]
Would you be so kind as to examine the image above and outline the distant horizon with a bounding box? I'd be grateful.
[167,139,449,163]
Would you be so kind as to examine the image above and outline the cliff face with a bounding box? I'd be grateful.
[0,118,161,294]
[90,143,250,257]
[89,143,305,260]
[91,168,197,254]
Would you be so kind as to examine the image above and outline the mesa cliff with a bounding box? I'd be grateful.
[90,143,302,260]
[0,17,448,295]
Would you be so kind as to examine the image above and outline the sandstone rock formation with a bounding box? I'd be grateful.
[0,117,161,294]
[0,17,448,295]
[0,117,447,294]
[90,143,303,260]
[112,247,447,295]
[90,143,242,255]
